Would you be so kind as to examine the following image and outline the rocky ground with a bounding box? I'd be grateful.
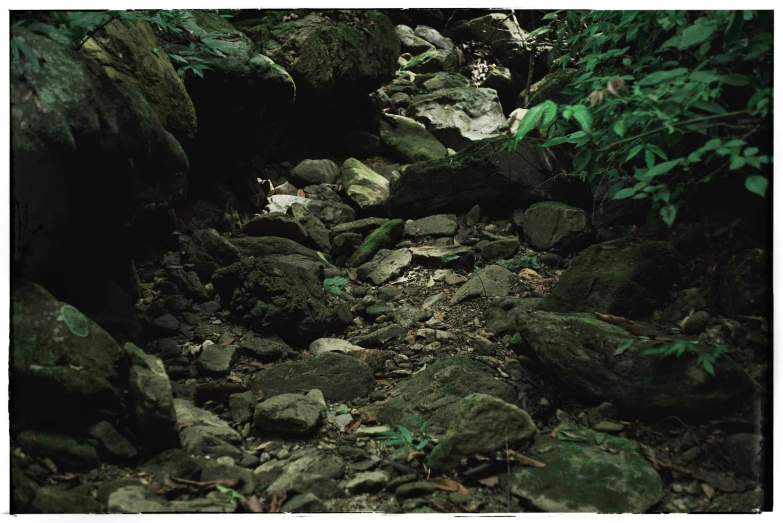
[9,9,769,515]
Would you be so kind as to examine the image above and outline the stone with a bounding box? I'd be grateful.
[404,214,458,238]
[482,66,526,113]
[331,232,363,259]
[378,114,449,164]
[197,344,239,376]
[396,481,435,498]
[254,393,327,436]
[396,24,435,54]
[281,493,327,513]
[719,249,770,319]
[414,25,454,51]
[265,195,355,227]
[28,485,100,513]
[389,304,432,328]
[286,448,346,479]
[291,203,331,253]
[523,201,593,253]
[167,269,211,302]
[350,219,405,267]
[419,72,471,91]
[200,462,258,496]
[724,433,763,480]
[16,431,99,472]
[350,324,408,348]
[407,87,506,150]
[346,471,390,494]
[682,311,711,335]
[450,265,516,305]
[108,486,172,513]
[330,217,389,241]
[409,244,472,268]
[86,421,138,461]
[427,394,536,472]
[241,212,311,247]
[341,158,391,210]
[127,352,180,452]
[259,352,375,402]
[516,311,753,418]
[536,240,679,318]
[480,238,520,262]
[375,355,517,436]
[290,159,340,186]
[185,228,241,282]
[229,235,322,262]
[509,424,663,512]
[402,49,458,74]
[239,337,292,363]
[142,448,202,484]
[228,391,258,425]
[524,68,577,108]
[356,248,413,285]
[267,472,345,500]
[466,205,481,226]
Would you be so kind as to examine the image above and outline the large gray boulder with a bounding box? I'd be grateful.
[396,24,435,54]
[341,158,390,210]
[254,393,327,436]
[185,228,241,282]
[387,137,591,218]
[523,201,594,253]
[407,87,506,150]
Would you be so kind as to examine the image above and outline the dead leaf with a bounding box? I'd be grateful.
[431,477,471,497]
[477,476,499,487]
[297,189,306,197]
[407,449,426,462]
[636,442,660,470]
[268,489,287,513]
[344,418,362,434]
[241,495,264,513]
[68,364,83,371]
[549,427,560,438]
[376,379,393,388]
[701,483,715,499]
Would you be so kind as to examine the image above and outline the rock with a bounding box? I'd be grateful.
[388,137,590,218]
[10,281,123,427]
[414,25,454,51]
[341,158,391,210]
[682,311,711,335]
[516,311,753,417]
[80,18,196,145]
[29,486,102,513]
[350,219,405,267]
[303,184,343,203]
[346,471,390,494]
[389,304,432,329]
[480,238,520,262]
[259,352,375,402]
[265,195,356,226]
[536,240,679,318]
[389,92,411,109]
[290,159,340,186]
[396,481,436,498]
[407,88,506,150]
[724,433,763,480]
[167,269,211,302]
[239,337,292,363]
[375,355,517,435]
[151,313,180,336]
[108,486,172,513]
[241,212,311,247]
[229,236,322,262]
[402,49,457,74]
[285,448,346,479]
[523,202,593,253]
[16,431,99,472]
[427,393,536,472]
[186,229,242,282]
[174,400,245,459]
[212,257,336,345]
[357,249,413,285]
[340,130,382,157]
[330,217,389,240]
[450,265,516,305]
[230,390,258,425]
[524,68,577,108]
[86,421,137,461]
[254,393,327,436]
[281,493,327,513]
[291,203,331,253]
[378,114,449,163]
[661,288,707,324]
[719,249,770,319]
[456,13,528,63]
[482,66,526,114]
[419,72,471,91]
[200,462,258,496]
[309,338,392,373]
[332,232,364,259]
[508,424,663,512]
[142,448,202,484]
[268,472,344,500]
[466,205,481,226]
[404,214,458,238]
[197,344,239,376]
[396,24,436,54]
[350,324,408,348]
[409,244,472,268]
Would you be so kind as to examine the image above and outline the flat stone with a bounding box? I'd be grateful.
[409,244,471,268]
[197,344,238,376]
[239,337,293,363]
[281,493,327,513]
[356,248,413,285]
[450,265,516,305]
[346,471,390,494]
[254,393,327,436]
[404,214,458,238]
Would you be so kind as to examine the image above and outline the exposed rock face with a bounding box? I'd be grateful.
[387,137,591,218]
[406,87,506,150]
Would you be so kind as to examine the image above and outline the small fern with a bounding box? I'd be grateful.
[375,415,430,452]
[642,340,730,377]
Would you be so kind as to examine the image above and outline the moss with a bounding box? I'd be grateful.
[61,304,89,337]
[349,219,404,267]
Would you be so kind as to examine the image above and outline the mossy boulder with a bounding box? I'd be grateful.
[508,423,663,512]
[80,18,197,144]
[401,49,457,74]
[378,114,448,163]
[350,219,405,267]
[516,311,753,418]
[341,158,391,210]
[536,240,678,318]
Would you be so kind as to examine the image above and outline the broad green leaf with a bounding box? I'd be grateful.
[594,432,607,445]
[542,136,572,147]
[677,19,717,49]
[637,68,688,86]
[729,157,746,170]
[700,357,715,377]
[622,57,632,67]
[646,144,668,160]
[571,105,593,133]
[317,251,330,264]
[692,101,727,114]
[398,426,413,443]
[416,440,429,451]
[660,204,677,227]
[690,70,722,83]
[723,139,746,148]
[573,149,592,173]
[13,38,41,71]
[645,150,655,169]
[513,103,546,143]
[626,144,644,162]
[613,187,638,200]
[646,159,682,178]
[613,119,625,138]
[613,339,634,356]
[720,74,749,86]
[743,147,759,157]
[540,100,559,130]
[745,175,768,197]
[724,11,744,44]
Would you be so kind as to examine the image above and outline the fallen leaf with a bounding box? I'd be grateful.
[407,449,426,462]
[344,418,362,434]
[297,189,305,197]
[268,489,286,513]
[477,476,499,487]
[241,495,264,513]
[636,442,660,470]
[431,477,470,497]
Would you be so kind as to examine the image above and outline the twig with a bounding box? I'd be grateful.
[522,44,537,108]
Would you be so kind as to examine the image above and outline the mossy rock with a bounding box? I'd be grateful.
[350,219,405,267]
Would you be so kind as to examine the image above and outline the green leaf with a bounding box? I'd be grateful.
[557,431,589,442]
[637,68,688,86]
[645,150,655,169]
[743,147,759,157]
[570,105,593,133]
[613,187,638,200]
[677,19,717,49]
[626,144,644,162]
[572,149,592,173]
[316,251,330,264]
[614,339,634,356]
[720,74,749,86]
[416,440,429,451]
[541,136,572,147]
[613,119,625,138]
[692,101,727,114]
[622,57,632,67]
[594,432,606,445]
[13,38,41,71]
[729,157,746,170]
[690,70,722,83]
[216,485,246,501]
[660,204,677,227]
[646,144,668,161]
[513,101,558,144]
[398,426,413,443]
[745,176,768,197]
[646,159,681,178]
[724,11,745,44]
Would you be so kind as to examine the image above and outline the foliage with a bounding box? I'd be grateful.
[507,10,772,229]
[323,276,351,297]
[375,415,430,452]
[642,339,730,377]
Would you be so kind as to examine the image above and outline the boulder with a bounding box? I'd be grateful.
[258,352,375,402]
[407,88,506,150]
[413,25,454,51]
[330,217,389,241]
[16,431,99,472]
[290,159,340,186]
[387,137,591,218]
[378,114,449,163]
[523,201,594,253]
[450,265,516,305]
[291,203,331,253]
[536,240,679,318]
[402,49,458,74]
[482,66,525,114]
[185,229,241,282]
[254,393,327,436]
[356,249,413,285]
[516,311,753,417]
[241,212,313,248]
[341,158,390,210]
[265,195,356,226]
[403,214,458,238]
[396,25,435,54]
